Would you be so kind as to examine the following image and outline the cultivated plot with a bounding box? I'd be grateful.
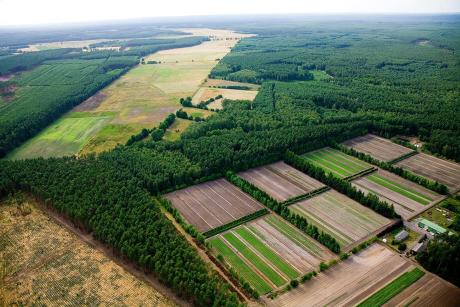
[383,273,460,307]
[302,147,374,179]
[164,178,264,233]
[238,161,325,202]
[352,169,443,220]
[290,190,392,248]
[209,214,335,294]
[0,197,175,306]
[395,153,460,192]
[343,134,414,162]
[268,244,413,307]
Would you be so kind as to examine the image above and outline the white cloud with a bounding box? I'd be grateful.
[0,0,459,26]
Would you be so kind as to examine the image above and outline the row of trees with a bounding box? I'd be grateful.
[225,171,341,253]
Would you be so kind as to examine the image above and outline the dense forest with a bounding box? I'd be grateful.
[1,16,460,306]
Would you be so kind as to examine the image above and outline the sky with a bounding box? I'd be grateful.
[0,0,459,26]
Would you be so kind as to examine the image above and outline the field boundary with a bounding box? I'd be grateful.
[282,186,330,206]
[388,151,418,165]
[344,167,377,181]
[203,209,269,238]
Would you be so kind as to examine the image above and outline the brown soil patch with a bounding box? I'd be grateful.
[0,194,181,307]
[343,134,414,162]
[73,92,108,111]
[238,161,325,202]
[164,178,265,233]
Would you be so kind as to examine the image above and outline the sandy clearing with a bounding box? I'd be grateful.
[203,78,260,90]
[267,244,412,307]
[238,161,325,202]
[395,153,460,192]
[383,273,460,307]
[343,134,413,162]
[164,178,264,233]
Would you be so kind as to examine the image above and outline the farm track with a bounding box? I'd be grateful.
[238,161,324,202]
[395,153,460,192]
[343,134,413,162]
[165,178,264,233]
[267,244,413,307]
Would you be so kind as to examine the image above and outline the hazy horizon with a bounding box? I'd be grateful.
[1,0,460,26]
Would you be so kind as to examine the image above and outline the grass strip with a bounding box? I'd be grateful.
[235,227,299,279]
[209,237,272,294]
[321,148,371,172]
[358,267,425,307]
[368,174,432,205]
[302,154,350,178]
[223,232,286,287]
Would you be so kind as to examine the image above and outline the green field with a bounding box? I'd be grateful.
[358,267,425,307]
[7,114,110,159]
[209,237,272,294]
[367,173,433,205]
[222,232,286,287]
[302,147,373,178]
[234,227,299,279]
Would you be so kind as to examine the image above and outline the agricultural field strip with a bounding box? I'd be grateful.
[366,174,433,204]
[357,267,425,307]
[302,148,372,178]
[269,244,413,307]
[291,205,353,246]
[234,227,299,278]
[165,179,264,233]
[209,237,272,294]
[343,134,413,162]
[352,181,418,219]
[382,273,460,306]
[238,162,324,201]
[264,215,327,259]
[222,232,286,287]
[248,218,330,271]
[395,153,460,190]
[291,191,391,247]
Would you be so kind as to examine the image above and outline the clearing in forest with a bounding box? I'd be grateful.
[290,190,392,249]
[352,169,443,220]
[302,147,374,179]
[164,178,264,233]
[343,134,414,162]
[0,195,175,307]
[238,161,325,202]
[395,153,460,192]
[267,244,413,307]
[191,86,258,110]
[208,214,335,294]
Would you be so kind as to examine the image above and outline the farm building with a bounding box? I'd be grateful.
[417,218,446,235]
[395,230,409,242]
[411,241,428,255]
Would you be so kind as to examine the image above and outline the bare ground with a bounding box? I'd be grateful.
[395,153,460,192]
[266,243,413,307]
[343,134,413,162]
[165,179,264,233]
